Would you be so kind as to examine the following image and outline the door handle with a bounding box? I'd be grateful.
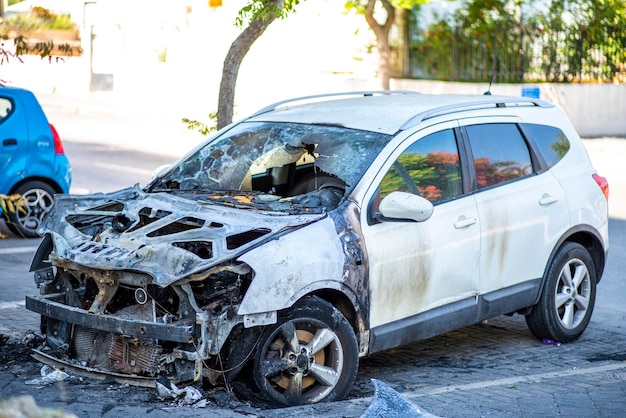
[539,193,558,206]
[454,215,477,229]
[2,138,17,146]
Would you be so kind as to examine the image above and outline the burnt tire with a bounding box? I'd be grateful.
[253,296,358,406]
[5,181,56,238]
[525,242,597,343]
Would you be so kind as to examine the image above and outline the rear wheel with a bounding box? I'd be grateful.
[5,181,56,238]
[526,242,596,343]
[253,296,358,406]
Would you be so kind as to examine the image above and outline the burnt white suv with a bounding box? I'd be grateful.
[27,92,609,406]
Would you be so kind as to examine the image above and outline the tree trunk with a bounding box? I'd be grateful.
[396,8,410,78]
[217,17,277,129]
[364,0,395,90]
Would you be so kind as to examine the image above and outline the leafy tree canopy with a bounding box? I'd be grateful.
[235,0,301,26]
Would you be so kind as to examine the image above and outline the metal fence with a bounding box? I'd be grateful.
[400,24,626,84]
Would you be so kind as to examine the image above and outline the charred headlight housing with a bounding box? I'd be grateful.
[190,263,252,315]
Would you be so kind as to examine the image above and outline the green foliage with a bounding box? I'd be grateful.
[43,14,76,30]
[3,35,81,62]
[551,134,570,159]
[2,14,39,31]
[235,0,301,27]
[0,6,81,62]
[182,112,218,136]
[411,0,626,83]
[412,19,456,80]
[414,0,537,82]
[536,0,626,82]
[2,7,77,31]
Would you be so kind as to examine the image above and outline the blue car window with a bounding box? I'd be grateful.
[0,97,14,123]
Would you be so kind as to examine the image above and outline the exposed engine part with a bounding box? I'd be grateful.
[71,304,165,376]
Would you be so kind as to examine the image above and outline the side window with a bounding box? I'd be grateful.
[0,97,13,123]
[379,129,463,204]
[522,123,570,168]
[466,124,532,189]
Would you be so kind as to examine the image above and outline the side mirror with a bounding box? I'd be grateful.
[378,191,434,222]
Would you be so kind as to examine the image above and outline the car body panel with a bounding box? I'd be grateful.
[502,106,609,259]
[368,277,542,354]
[25,92,609,403]
[474,171,569,293]
[0,86,71,210]
[237,216,345,315]
[364,193,480,328]
[454,116,571,294]
[248,94,551,135]
[358,120,482,328]
[0,95,29,187]
[551,144,609,246]
[38,185,327,287]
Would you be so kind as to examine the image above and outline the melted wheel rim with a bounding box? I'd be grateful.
[261,319,344,404]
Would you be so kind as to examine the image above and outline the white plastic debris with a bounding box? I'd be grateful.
[25,365,70,386]
[155,380,204,406]
[362,379,440,418]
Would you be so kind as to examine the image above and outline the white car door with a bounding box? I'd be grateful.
[361,125,481,330]
[461,119,569,295]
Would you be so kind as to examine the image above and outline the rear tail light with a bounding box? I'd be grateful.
[592,174,609,201]
[50,123,65,155]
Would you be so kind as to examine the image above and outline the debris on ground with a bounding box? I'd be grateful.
[25,365,70,386]
[155,378,207,407]
[0,395,78,418]
[362,379,439,418]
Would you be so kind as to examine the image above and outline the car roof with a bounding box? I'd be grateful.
[0,85,31,94]
[245,92,554,135]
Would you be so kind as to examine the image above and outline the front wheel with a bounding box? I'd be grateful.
[526,242,597,343]
[253,296,358,406]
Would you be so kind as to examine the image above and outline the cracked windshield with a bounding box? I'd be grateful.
[148,121,391,212]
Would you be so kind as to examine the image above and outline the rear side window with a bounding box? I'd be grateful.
[466,124,532,189]
[522,124,570,168]
[0,97,13,123]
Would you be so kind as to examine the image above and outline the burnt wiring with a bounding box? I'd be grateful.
[192,326,266,387]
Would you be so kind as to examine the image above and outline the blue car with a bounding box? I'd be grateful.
[0,86,71,238]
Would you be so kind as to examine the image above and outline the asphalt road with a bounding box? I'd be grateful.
[64,140,175,195]
[1,93,625,417]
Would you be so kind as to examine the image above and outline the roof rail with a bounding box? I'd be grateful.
[249,90,419,118]
[400,96,554,130]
